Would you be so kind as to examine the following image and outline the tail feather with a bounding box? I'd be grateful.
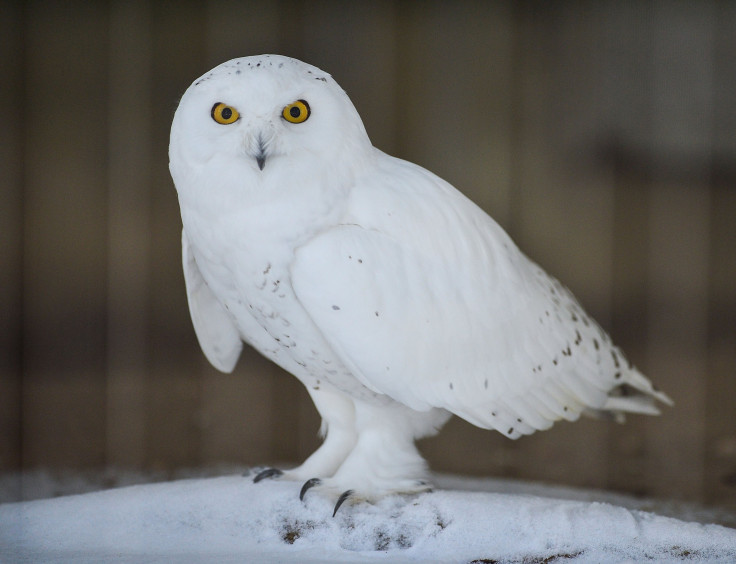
[591,367,673,422]
[602,395,662,416]
[623,368,674,406]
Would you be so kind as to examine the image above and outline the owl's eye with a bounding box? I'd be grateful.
[211,102,240,125]
[282,100,310,124]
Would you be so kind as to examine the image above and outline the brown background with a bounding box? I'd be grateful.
[1,1,735,512]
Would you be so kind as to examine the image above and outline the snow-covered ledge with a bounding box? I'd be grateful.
[1,472,735,563]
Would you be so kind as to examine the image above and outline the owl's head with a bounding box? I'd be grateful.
[169,55,373,197]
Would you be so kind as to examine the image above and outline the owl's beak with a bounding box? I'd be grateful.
[245,129,272,171]
[254,135,267,171]
[256,152,266,171]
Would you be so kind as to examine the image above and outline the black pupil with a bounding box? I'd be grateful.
[289,106,301,118]
[221,107,232,120]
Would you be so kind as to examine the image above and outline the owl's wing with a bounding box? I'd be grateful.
[182,229,242,373]
[291,154,670,438]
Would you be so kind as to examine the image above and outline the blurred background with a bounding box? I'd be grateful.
[1,0,734,514]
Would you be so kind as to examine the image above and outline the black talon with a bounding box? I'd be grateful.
[253,467,283,483]
[299,478,321,501]
[333,489,354,517]
[416,480,433,493]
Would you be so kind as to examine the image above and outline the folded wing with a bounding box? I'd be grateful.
[291,154,671,438]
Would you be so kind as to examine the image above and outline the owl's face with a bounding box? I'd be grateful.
[170,55,373,202]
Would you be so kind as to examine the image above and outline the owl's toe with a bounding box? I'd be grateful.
[332,489,354,517]
[299,477,322,500]
[252,467,284,483]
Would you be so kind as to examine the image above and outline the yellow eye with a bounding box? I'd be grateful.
[282,100,310,124]
[211,102,239,124]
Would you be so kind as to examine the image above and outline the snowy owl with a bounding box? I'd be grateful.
[169,55,671,514]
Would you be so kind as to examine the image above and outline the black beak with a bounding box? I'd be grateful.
[255,135,267,170]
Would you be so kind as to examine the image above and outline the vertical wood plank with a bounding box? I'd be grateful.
[21,1,110,469]
[145,0,208,471]
[300,0,400,154]
[601,1,657,497]
[0,1,23,474]
[643,1,714,501]
[705,0,736,511]
[645,181,710,500]
[106,0,153,469]
[205,0,282,67]
[706,186,736,511]
[395,0,515,227]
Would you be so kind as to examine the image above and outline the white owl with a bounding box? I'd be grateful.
[169,55,671,514]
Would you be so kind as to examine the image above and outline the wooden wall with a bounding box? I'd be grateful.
[1,0,734,511]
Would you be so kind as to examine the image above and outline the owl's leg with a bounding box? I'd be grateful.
[254,385,358,483]
[300,400,451,511]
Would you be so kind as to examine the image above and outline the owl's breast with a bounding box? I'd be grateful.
[187,218,384,402]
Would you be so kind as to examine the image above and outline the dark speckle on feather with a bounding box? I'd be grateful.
[611,350,620,368]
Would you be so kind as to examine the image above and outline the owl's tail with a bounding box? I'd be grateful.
[586,368,673,422]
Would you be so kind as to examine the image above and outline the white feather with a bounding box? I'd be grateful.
[170,55,672,501]
[182,230,242,373]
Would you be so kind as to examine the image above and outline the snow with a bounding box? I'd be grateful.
[1,470,735,563]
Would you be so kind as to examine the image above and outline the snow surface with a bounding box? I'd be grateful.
[1,471,735,563]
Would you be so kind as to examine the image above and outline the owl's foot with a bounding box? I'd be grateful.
[298,478,350,516]
[298,475,432,516]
